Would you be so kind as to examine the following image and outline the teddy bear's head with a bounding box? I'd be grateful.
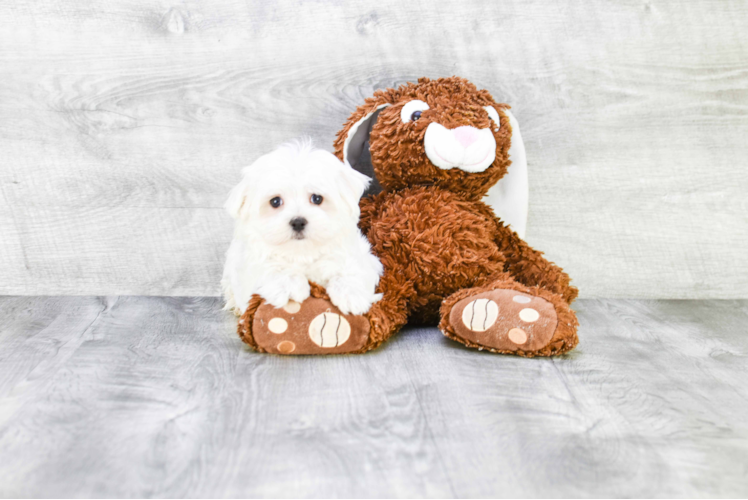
[334,77,513,200]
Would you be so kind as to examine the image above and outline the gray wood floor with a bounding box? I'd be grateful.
[0,297,746,498]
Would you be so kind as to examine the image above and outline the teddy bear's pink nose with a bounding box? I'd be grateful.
[451,126,480,148]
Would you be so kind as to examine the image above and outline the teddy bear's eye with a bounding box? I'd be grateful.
[269,196,283,208]
[484,106,501,128]
[401,100,430,124]
[310,194,323,205]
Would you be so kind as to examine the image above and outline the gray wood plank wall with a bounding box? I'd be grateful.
[1,0,747,298]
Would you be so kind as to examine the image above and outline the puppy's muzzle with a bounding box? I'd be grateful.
[290,217,307,239]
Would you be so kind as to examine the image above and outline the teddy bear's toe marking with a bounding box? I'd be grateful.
[309,312,351,348]
[268,317,288,333]
[277,341,296,354]
[513,295,531,304]
[508,328,528,344]
[461,298,499,332]
[519,308,539,322]
[283,301,301,313]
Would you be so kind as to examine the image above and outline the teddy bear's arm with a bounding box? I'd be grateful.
[358,192,386,237]
[493,219,579,304]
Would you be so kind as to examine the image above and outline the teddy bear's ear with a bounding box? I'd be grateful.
[483,108,529,239]
[336,103,390,168]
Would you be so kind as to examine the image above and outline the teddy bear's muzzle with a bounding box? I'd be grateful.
[424,123,496,173]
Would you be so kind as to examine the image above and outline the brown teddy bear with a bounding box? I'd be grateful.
[239,77,579,357]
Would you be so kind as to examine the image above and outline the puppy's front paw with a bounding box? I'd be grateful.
[256,275,310,309]
[288,275,311,304]
[327,278,381,315]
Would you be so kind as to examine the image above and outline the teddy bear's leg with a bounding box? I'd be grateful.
[237,271,413,355]
[356,265,414,352]
[494,221,579,304]
[439,273,579,357]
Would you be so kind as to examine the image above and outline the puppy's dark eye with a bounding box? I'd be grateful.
[410,111,422,121]
[269,197,283,208]
[310,194,323,205]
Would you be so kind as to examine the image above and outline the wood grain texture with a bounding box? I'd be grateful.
[0,0,747,297]
[0,296,747,497]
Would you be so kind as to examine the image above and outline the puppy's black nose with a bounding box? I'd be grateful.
[290,217,307,232]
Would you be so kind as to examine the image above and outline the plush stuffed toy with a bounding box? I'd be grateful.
[239,77,578,357]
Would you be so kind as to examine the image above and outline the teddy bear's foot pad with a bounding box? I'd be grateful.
[448,289,558,352]
[252,298,370,355]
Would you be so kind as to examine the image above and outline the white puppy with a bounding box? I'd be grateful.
[222,140,383,316]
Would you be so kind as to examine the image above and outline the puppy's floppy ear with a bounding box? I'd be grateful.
[225,177,250,219]
[336,161,371,217]
[225,159,263,219]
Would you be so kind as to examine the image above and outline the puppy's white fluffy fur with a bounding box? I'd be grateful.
[222,139,383,316]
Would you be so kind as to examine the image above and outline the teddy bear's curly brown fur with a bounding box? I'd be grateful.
[238,77,579,357]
